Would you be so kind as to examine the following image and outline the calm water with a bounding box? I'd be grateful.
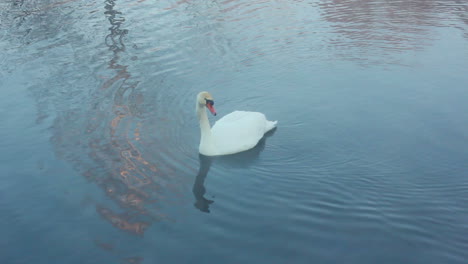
[1,0,468,263]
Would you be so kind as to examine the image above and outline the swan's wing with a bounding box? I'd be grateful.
[211,111,273,155]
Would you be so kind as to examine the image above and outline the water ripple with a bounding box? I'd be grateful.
[2,0,468,263]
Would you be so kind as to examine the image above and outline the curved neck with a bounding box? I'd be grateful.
[197,103,212,145]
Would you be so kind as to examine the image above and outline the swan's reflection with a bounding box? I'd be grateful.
[193,154,214,213]
[192,129,276,213]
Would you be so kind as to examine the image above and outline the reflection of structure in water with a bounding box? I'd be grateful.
[96,206,149,236]
[88,0,168,234]
[94,239,115,252]
[318,0,468,64]
[37,0,180,238]
[122,256,144,264]
[2,0,159,239]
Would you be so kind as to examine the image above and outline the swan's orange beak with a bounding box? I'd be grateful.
[206,100,217,116]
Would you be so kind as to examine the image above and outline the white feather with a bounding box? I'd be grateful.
[196,92,277,156]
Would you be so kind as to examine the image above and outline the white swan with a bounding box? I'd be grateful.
[196,91,277,156]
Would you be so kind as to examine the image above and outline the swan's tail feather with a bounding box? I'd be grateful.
[266,120,278,132]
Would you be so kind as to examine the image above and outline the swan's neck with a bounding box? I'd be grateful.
[197,103,214,154]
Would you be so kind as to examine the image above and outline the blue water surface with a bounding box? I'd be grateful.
[1,0,467,263]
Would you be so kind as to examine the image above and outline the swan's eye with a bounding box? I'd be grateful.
[205,99,214,106]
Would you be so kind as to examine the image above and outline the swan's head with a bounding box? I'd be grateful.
[197,91,217,116]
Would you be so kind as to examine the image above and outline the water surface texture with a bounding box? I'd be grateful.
[1,0,468,263]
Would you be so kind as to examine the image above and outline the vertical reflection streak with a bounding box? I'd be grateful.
[193,154,214,213]
[92,0,177,236]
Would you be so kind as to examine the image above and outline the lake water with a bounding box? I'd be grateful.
[1,0,468,263]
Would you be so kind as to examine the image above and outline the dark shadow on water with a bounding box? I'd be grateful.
[192,128,277,213]
[192,154,214,213]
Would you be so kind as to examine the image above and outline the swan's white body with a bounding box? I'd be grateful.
[196,92,277,156]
